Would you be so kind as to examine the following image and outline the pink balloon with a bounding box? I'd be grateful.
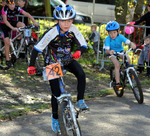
[125,26,135,34]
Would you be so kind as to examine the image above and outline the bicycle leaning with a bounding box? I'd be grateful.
[36,56,83,136]
[0,24,44,70]
[110,48,144,104]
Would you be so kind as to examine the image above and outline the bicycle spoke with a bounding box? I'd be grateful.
[110,66,124,97]
[129,69,143,104]
[58,101,82,136]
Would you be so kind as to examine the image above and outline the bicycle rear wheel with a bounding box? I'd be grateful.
[0,41,9,70]
[128,69,143,104]
[58,101,82,136]
[110,66,124,97]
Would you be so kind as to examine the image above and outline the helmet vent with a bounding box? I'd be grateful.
[53,4,76,20]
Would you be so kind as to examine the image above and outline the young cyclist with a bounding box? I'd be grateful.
[0,0,38,67]
[27,4,89,133]
[105,21,136,90]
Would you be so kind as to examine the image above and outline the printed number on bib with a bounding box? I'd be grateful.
[46,63,63,80]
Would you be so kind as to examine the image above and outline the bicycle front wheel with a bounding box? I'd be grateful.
[110,66,124,97]
[128,69,143,104]
[58,101,82,136]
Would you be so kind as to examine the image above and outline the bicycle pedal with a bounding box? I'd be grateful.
[79,108,90,113]
[118,87,123,91]
[57,131,61,136]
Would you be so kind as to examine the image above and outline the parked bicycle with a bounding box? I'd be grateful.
[110,48,144,104]
[36,56,83,136]
[0,24,44,70]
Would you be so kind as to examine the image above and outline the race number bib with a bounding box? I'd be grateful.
[45,63,63,80]
[24,29,31,37]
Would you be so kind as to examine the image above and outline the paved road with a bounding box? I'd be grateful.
[0,88,150,136]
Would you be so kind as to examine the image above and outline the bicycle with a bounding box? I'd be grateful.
[0,24,44,70]
[37,56,83,136]
[110,48,144,104]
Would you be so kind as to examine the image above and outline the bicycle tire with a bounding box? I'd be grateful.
[11,53,16,65]
[110,66,124,97]
[58,101,82,136]
[0,44,9,70]
[128,69,143,104]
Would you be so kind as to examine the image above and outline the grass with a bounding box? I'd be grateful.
[0,103,51,120]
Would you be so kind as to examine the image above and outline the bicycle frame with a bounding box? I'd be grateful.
[0,25,35,59]
[118,48,138,88]
[126,67,137,88]
[10,31,25,58]
[110,48,136,87]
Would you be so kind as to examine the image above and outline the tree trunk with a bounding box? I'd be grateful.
[133,0,144,21]
[45,0,51,17]
[115,0,128,24]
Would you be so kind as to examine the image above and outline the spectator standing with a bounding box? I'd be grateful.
[137,36,150,78]
[88,24,100,54]
[129,2,150,36]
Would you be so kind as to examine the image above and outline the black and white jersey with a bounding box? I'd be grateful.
[34,24,87,63]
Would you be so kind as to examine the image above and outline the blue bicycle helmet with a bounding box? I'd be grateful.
[53,4,76,20]
[106,21,120,31]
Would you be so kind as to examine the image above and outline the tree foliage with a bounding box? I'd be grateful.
[115,0,148,23]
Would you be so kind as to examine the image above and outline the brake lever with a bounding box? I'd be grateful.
[34,26,40,31]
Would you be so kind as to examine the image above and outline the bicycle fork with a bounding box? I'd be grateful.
[126,67,137,88]
[68,100,81,135]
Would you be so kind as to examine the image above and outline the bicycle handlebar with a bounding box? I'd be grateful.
[18,24,40,32]
[133,48,142,53]
[114,48,132,56]
[35,56,74,75]
[57,56,74,66]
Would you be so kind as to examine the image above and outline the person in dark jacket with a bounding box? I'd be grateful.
[129,2,150,36]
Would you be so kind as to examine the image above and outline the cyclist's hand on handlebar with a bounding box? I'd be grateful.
[12,27,19,32]
[33,22,39,27]
[131,42,136,50]
[109,50,115,55]
[27,66,36,75]
[72,51,81,59]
